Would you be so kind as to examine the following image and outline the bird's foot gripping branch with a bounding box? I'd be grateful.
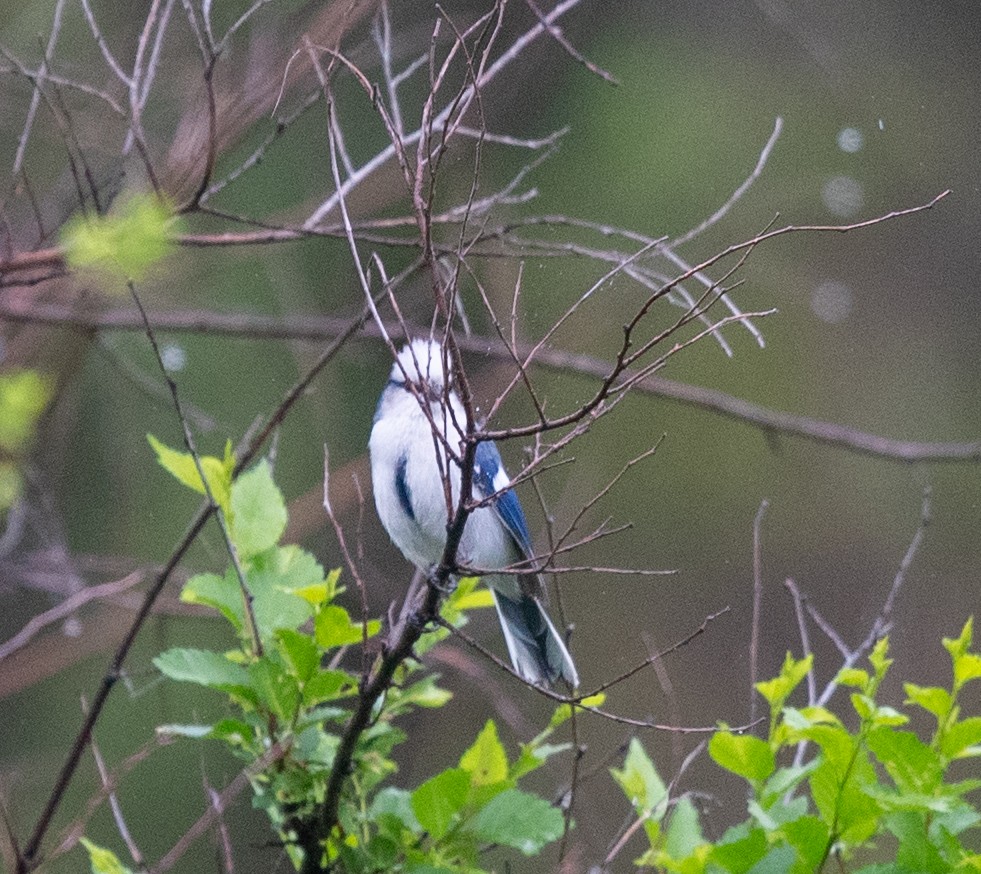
[99,436,586,873]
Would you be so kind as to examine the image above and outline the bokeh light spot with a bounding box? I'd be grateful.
[822,175,864,217]
[837,127,864,153]
[811,280,854,324]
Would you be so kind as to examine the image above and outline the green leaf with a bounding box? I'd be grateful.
[755,653,813,709]
[147,434,233,513]
[550,692,606,728]
[302,669,357,705]
[781,814,830,872]
[370,786,422,833]
[664,795,704,859]
[0,369,55,453]
[943,618,973,661]
[866,728,942,794]
[411,768,469,839]
[744,844,796,874]
[904,684,952,722]
[611,738,666,816]
[466,788,564,854]
[62,193,177,283]
[154,648,254,701]
[230,459,287,556]
[180,572,244,631]
[459,720,509,787]
[941,716,981,760]
[836,667,870,689]
[79,838,134,874]
[276,629,319,683]
[249,546,323,637]
[398,675,453,709]
[248,656,300,722]
[954,653,981,687]
[155,723,216,740]
[708,824,768,873]
[885,810,950,873]
[314,604,381,648]
[868,637,893,680]
[761,761,819,803]
[512,742,571,781]
[809,744,881,844]
[709,731,775,784]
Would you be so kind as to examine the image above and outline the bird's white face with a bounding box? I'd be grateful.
[390,340,449,400]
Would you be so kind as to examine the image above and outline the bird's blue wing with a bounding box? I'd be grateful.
[473,440,533,557]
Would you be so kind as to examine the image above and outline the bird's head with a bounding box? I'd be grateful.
[389,339,451,400]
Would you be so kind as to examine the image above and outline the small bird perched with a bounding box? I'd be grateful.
[369,339,578,689]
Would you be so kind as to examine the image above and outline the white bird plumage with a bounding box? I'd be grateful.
[369,339,578,689]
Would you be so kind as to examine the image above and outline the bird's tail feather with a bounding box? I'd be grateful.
[491,590,579,689]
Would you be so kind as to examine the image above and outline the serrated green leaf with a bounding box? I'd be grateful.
[314,604,381,648]
[709,732,775,784]
[465,788,564,854]
[147,434,232,513]
[180,572,243,631]
[276,629,319,682]
[230,459,287,556]
[611,738,666,816]
[867,728,942,794]
[248,656,300,722]
[154,647,254,700]
[460,720,508,786]
[62,193,176,283]
[251,545,324,632]
[302,668,357,705]
[79,838,134,874]
[411,768,469,839]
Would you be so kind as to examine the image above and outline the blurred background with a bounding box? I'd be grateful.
[1,0,979,870]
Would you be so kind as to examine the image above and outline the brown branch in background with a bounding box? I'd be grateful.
[2,299,978,464]
[0,571,143,662]
[89,729,145,871]
[48,736,159,864]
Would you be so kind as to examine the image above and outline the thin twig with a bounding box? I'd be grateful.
[749,498,769,728]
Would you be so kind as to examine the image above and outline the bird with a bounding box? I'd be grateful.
[368,338,579,689]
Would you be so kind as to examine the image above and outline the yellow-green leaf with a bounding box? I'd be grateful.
[147,434,233,513]
[62,193,178,284]
[460,719,508,786]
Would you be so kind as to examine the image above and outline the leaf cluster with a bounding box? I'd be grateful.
[614,630,981,872]
[81,436,572,873]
